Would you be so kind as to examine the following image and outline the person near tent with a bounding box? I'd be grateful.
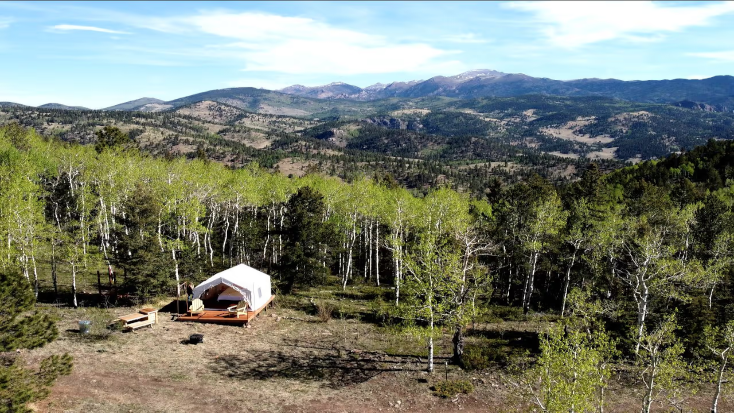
[186,281,194,304]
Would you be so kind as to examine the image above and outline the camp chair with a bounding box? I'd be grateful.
[188,298,204,315]
[227,300,249,318]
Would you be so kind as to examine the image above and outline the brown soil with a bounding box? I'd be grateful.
[25,301,733,413]
[28,304,514,413]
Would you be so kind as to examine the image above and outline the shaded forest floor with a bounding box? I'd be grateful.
[20,286,734,412]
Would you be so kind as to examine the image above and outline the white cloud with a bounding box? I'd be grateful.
[506,1,734,48]
[443,33,491,44]
[154,11,459,75]
[0,18,12,29]
[690,50,734,62]
[51,24,130,34]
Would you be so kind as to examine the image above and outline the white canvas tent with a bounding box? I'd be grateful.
[192,264,272,310]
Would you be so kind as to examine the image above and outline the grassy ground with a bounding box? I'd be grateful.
[20,285,734,412]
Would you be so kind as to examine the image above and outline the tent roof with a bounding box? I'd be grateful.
[192,264,270,299]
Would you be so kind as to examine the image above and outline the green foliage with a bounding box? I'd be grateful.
[114,184,172,296]
[523,322,617,413]
[460,340,513,370]
[280,186,337,293]
[0,271,57,352]
[0,353,72,413]
[0,271,72,412]
[432,379,474,398]
[635,314,689,413]
[94,126,135,154]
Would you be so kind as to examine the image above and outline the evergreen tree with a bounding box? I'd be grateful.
[0,270,72,412]
[94,126,135,154]
[280,186,335,293]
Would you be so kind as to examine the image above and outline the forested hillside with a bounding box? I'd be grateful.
[4,93,734,204]
[5,121,734,409]
[0,100,593,195]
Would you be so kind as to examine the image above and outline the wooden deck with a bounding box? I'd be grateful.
[176,295,274,325]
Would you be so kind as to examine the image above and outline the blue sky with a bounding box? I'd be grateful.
[1,1,733,108]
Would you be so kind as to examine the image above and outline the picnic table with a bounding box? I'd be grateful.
[118,307,158,331]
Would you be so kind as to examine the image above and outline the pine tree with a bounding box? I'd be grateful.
[280,186,335,293]
[0,270,72,412]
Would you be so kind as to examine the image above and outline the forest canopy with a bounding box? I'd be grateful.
[5,123,734,410]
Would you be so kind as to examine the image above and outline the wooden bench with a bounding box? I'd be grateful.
[119,308,158,331]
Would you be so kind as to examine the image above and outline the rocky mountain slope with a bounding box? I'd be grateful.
[277,70,734,111]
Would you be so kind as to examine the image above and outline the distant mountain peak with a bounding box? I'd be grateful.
[39,103,90,111]
[451,69,507,80]
[364,83,388,91]
[103,97,165,111]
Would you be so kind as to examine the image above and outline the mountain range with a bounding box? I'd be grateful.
[4,69,733,114]
[275,69,734,111]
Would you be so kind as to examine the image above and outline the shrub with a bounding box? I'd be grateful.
[315,300,336,323]
[433,379,474,398]
[461,340,511,370]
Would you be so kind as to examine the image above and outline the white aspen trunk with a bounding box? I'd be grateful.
[71,262,78,308]
[263,208,271,259]
[364,220,368,279]
[208,233,214,267]
[31,252,38,299]
[523,251,539,314]
[343,219,357,290]
[172,248,180,301]
[157,215,164,251]
[643,365,655,413]
[278,205,285,265]
[561,249,578,317]
[427,334,434,373]
[21,252,29,282]
[635,286,649,355]
[427,265,435,374]
[80,186,87,257]
[394,255,400,306]
[51,241,58,298]
[375,223,380,286]
[232,208,240,265]
[711,347,731,413]
[712,350,729,413]
[522,252,532,310]
[222,211,230,262]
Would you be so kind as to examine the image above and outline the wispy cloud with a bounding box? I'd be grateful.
[443,33,491,44]
[689,50,734,62]
[506,1,734,48]
[0,17,12,29]
[170,12,460,75]
[51,24,130,34]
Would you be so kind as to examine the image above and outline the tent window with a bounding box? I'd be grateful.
[258,287,262,298]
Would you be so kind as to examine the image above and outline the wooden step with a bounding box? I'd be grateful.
[125,320,154,330]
